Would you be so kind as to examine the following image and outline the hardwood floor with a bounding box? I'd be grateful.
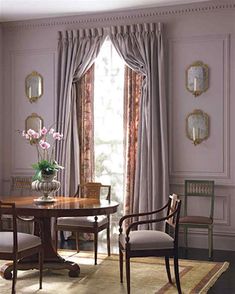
[178,247,235,294]
[60,239,234,293]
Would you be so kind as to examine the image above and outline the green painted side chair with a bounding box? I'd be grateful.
[179,180,215,259]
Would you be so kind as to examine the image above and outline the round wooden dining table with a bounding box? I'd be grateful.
[0,196,119,279]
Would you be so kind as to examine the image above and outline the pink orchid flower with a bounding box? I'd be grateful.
[40,127,48,136]
[53,132,63,140]
[39,140,50,150]
[27,129,35,136]
[49,128,55,134]
[32,132,40,139]
[20,126,64,171]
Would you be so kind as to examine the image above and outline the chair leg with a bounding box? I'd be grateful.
[184,226,188,249]
[76,232,80,253]
[173,255,182,294]
[60,231,65,242]
[126,255,131,294]
[119,248,123,283]
[39,249,43,289]
[12,260,17,294]
[55,230,58,251]
[165,256,172,283]
[107,225,111,256]
[208,226,213,260]
[94,232,98,265]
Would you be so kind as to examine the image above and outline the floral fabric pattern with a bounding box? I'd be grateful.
[77,64,142,223]
[124,66,143,218]
[77,65,95,184]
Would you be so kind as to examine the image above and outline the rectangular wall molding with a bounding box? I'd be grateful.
[10,49,56,175]
[168,34,230,181]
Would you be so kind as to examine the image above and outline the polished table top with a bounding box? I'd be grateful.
[0,196,119,279]
[0,196,119,217]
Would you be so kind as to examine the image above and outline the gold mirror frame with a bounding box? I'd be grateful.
[25,71,43,103]
[186,61,209,97]
[186,109,209,145]
[25,113,44,133]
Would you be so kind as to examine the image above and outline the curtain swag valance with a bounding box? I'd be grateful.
[58,27,105,40]
[109,23,162,35]
[57,22,163,40]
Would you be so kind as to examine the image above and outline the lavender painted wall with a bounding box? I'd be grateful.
[1,0,235,250]
[0,25,3,194]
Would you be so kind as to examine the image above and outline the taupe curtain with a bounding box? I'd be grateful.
[56,29,106,196]
[109,23,169,228]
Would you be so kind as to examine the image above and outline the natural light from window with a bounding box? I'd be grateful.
[94,38,125,215]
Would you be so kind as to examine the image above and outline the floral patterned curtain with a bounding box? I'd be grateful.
[124,66,143,217]
[77,64,95,184]
[76,61,142,221]
[77,63,142,219]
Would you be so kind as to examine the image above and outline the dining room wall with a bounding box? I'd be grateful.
[0,24,3,192]
[1,0,235,250]
[166,6,235,251]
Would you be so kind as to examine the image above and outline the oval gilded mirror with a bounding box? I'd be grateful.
[186,61,209,97]
[186,109,209,145]
[25,113,44,133]
[25,71,43,103]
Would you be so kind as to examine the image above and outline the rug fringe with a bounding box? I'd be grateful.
[199,261,229,293]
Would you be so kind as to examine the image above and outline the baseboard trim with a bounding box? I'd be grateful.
[179,230,235,251]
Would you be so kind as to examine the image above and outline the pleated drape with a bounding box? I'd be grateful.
[56,29,106,196]
[109,23,169,228]
[56,24,169,224]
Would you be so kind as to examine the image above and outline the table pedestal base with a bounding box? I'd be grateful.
[0,217,80,280]
[0,259,80,280]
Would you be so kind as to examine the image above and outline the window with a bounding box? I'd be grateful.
[94,39,125,215]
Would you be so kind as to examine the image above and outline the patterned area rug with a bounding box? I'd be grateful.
[0,250,229,294]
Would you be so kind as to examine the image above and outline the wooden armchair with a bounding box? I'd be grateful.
[119,195,182,294]
[0,201,44,294]
[179,180,215,259]
[10,176,32,195]
[55,182,111,265]
[4,176,35,234]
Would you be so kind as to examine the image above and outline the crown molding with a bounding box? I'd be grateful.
[1,1,235,30]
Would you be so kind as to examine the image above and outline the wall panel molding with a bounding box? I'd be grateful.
[214,194,231,226]
[10,48,56,175]
[169,33,230,180]
[170,183,231,228]
[2,1,235,30]
[179,229,235,251]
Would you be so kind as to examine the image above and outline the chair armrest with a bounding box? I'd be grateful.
[16,215,44,240]
[125,208,178,237]
[16,215,34,222]
[119,200,170,230]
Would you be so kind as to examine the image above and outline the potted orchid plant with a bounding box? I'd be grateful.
[21,126,64,181]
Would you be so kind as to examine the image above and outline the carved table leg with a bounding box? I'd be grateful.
[0,262,13,280]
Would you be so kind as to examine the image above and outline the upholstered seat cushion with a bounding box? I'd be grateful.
[179,216,213,225]
[0,232,42,253]
[57,215,108,228]
[119,230,174,251]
